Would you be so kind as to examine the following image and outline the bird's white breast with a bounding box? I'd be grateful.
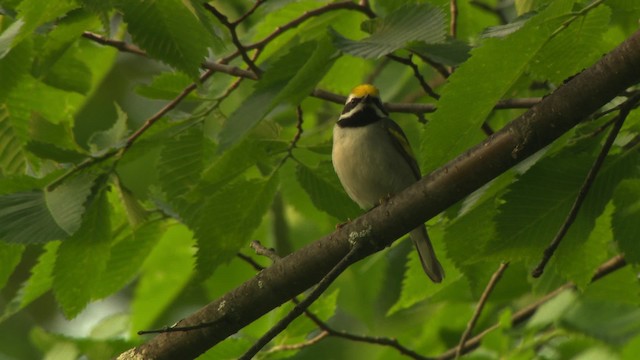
[332,122,417,209]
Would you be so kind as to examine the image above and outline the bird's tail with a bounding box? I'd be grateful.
[409,225,445,283]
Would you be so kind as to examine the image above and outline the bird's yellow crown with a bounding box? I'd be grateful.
[350,84,379,98]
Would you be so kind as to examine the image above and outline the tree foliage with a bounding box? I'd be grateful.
[1,0,640,359]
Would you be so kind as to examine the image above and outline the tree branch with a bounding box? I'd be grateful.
[455,262,509,359]
[117,30,640,360]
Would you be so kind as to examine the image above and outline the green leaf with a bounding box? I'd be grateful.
[529,5,612,84]
[131,223,194,333]
[94,220,165,299]
[25,113,87,163]
[420,0,575,174]
[0,39,32,102]
[0,241,58,323]
[26,141,86,163]
[408,38,471,66]
[116,180,149,228]
[561,298,640,344]
[6,0,78,53]
[88,104,129,153]
[53,189,111,318]
[0,191,68,244]
[31,10,99,78]
[41,52,93,95]
[330,3,446,59]
[389,226,462,315]
[44,173,97,235]
[200,139,286,189]
[488,143,639,286]
[295,161,360,221]
[218,38,338,151]
[0,105,28,175]
[157,125,205,200]
[189,174,279,277]
[612,179,640,264]
[0,242,23,290]
[117,0,215,78]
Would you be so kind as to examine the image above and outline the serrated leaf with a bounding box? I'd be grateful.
[189,174,279,277]
[53,189,111,318]
[613,179,640,264]
[0,191,68,244]
[0,39,31,102]
[31,10,99,78]
[131,223,194,333]
[295,161,360,220]
[488,143,639,286]
[529,5,611,84]
[94,220,165,299]
[408,38,471,66]
[218,38,337,151]
[0,241,59,323]
[88,103,129,153]
[200,139,287,189]
[26,141,86,163]
[0,242,23,289]
[330,3,446,59]
[42,52,93,95]
[157,125,205,200]
[561,298,640,344]
[389,227,462,315]
[116,179,149,228]
[118,0,215,78]
[0,105,28,175]
[421,0,575,174]
[4,0,78,54]
[45,173,97,235]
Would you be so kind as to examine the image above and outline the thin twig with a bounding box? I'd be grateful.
[549,0,605,39]
[250,240,281,263]
[531,95,640,277]
[246,241,429,359]
[450,0,458,38]
[266,331,330,353]
[203,3,262,76]
[437,255,626,360]
[236,252,265,271]
[388,54,440,100]
[124,69,215,150]
[81,31,146,56]
[239,241,364,359]
[232,0,268,25]
[455,262,509,359]
[244,0,375,54]
[81,34,540,114]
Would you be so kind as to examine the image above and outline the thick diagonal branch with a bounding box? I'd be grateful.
[118,30,640,360]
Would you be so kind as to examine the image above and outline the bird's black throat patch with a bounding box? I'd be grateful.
[337,106,382,128]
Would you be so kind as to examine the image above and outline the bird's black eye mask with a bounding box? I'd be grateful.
[341,97,363,115]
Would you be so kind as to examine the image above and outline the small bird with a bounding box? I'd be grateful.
[332,84,445,283]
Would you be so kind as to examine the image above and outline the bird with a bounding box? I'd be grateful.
[331,84,445,283]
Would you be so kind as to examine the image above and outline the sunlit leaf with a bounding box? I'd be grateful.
[331,3,446,59]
